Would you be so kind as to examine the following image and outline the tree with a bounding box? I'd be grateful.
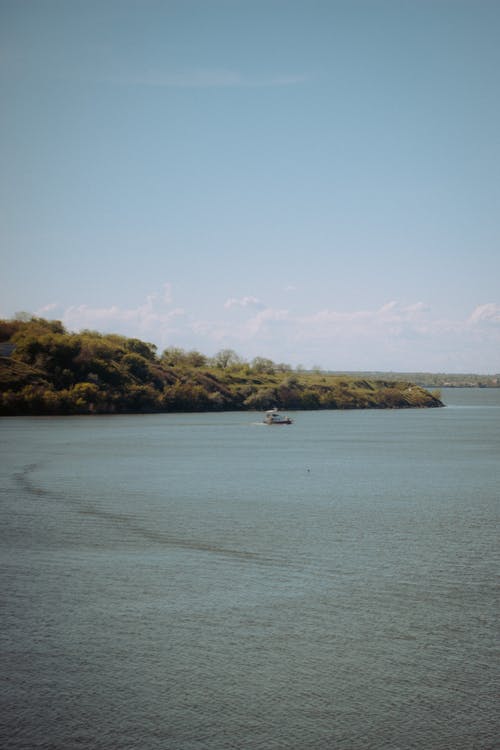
[67,382,100,412]
[251,357,276,374]
[14,311,32,322]
[212,349,243,369]
[184,350,207,368]
[275,362,292,373]
[126,338,157,360]
[0,319,22,342]
[162,382,211,411]
[13,332,79,371]
[161,347,207,368]
[243,387,277,410]
[161,347,188,367]
[122,353,151,380]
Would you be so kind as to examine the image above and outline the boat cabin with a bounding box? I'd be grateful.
[264,408,293,425]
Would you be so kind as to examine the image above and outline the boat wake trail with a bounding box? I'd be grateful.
[13,462,284,567]
[13,462,52,498]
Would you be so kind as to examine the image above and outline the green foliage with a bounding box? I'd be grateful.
[67,382,100,412]
[0,320,21,343]
[126,338,157,360]
[162,382,210,412]
[161,347,207,368]
[243,387,277,410]
[121,352,151,380]
[251,357,276,374]
[122,384,160,412]
[161,347,186,366]
[185,350,208,368]
[211,349,242,369]
[0,316,445,415]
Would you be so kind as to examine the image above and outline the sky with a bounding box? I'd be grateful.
[1,0,499,372]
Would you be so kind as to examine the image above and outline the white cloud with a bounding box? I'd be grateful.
[406,302,430,314]
[208,300,499,370]
[162,282,173,305]
[36,303,58,314]
[63,301,185,328]
[468,303,500,325]
[46,283,185,347]
[245,307,290,337]
[32,292,500,371]
[297,301,430,337]
[224,295,264,310]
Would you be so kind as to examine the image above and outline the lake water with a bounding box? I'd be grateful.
[1,388,498,749]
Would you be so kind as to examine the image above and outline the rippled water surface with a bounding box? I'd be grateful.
[1,389,499,749]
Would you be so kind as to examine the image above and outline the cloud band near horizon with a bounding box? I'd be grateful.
[26,289,500,373]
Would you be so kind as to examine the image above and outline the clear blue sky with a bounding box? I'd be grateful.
[1,0,499,372]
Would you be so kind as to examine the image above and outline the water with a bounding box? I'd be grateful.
[1,389,498,749]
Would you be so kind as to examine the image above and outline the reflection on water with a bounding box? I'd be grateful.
[1,389,499,749]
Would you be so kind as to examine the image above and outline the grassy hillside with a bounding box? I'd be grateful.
[0,317,444,415]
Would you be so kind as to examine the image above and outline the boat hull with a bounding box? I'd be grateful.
[263,410,293,425]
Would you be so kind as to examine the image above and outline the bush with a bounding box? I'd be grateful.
[243,388,277,410]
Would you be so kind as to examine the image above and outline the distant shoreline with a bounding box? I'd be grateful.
[324,373,499,388]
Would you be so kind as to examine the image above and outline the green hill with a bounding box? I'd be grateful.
[0,317,444,415]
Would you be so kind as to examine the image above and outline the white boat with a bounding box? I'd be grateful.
[264,408,293,425]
